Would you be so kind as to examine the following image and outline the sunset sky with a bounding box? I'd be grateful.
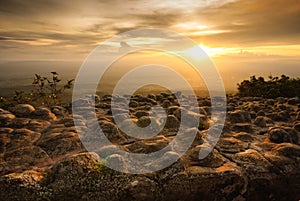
[0,0,299,91]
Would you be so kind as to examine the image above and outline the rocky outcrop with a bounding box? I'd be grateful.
[0,95,299,201]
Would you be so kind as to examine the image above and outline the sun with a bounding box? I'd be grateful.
[182,44,227,59]
[181,44,225,60]
[199,44,226,57]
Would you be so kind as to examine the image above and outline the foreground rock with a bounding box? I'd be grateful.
[0,95,299,201]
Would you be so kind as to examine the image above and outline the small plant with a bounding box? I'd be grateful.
[93,157,115,175]
[93,157,108,172]
[0,71,74,109]
[31,72,74,105]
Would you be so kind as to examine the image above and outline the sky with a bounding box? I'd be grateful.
[0,0,299,91]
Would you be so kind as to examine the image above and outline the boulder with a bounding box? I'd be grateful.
[4,145,51,170]
[10,104,35,117]
[229,110,251,124]
[294,122,300,132]
[32,107,56,120]
[11,118,30,128]
[6,129,41,150]
[268,127,293,143]
[232,123,252,132]
[0,113,15,127]
[134,110,149,118]
[35,132,83,158]
[27,119,51,132]
[99,120,125,143]
[216,137,248,153]
[136,116,151,128]
[188,145,226,168]
[165,115,180,129]
[254,116,267,127]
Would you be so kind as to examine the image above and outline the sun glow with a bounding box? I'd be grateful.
[182,44,230,59]
[199,44,226,56]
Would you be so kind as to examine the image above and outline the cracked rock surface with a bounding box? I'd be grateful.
[0,94,299,201]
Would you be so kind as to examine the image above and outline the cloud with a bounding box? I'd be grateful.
[193,0,300,46]
[0,0,299,61]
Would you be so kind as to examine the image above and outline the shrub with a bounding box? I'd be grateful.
[237,75,300,98]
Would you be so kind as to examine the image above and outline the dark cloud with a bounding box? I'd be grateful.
[131,10,182,27]
[0,0,67,17]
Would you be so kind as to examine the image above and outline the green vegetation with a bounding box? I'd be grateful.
[93,157,116,175]
[237,75,300,98]
[0,72,74,108]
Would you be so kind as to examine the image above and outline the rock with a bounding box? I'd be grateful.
[276,110,289,121]
[47,152,99,182]
[271,143,300,158]
[137,116,151,127]
[199,107,208,116]
[72,98,92,107]
[294,122,300,132]
[134,110,149,118]
[188,145,226,168]
[180,110,205,128]
[249,103,262,113]
[99,120,126,143]
[128,177,158,201]
[167,106,180,115]
[287,97,300,105]
[281,127,299,144]
[268,127,293,143]
[27,119,51,132]
[32,107,56,120]
[96,145,125,158]
[164,164,244,201]
[56,117,75,127]
[4,146,51,170]
[296,112,300,120]
[229,110,251,124]
[202,106,211,115]
[129,100,138,108]
[254,116,267,127]
[125,135,170,154]
[1,96,300,201]
[6,129,41,150]
[249,111,256,119]
[256,110,265,116]
[216,137,248,153]
[0,134,10,152]
[232,132,255,142]
[165,115,180,129]
[0,169,48,200]
[106,154,127,173]
[50,105,67,116]
[147,93,156,100]
[10,104,35,117]
[0,127,14,134]
[231,149,271,170]
[0,113,15,127]
[0,108,11,114]
[232,123,252,132]
[35,132,83,158]
[11,118,30,128]
[162,99,171,108]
